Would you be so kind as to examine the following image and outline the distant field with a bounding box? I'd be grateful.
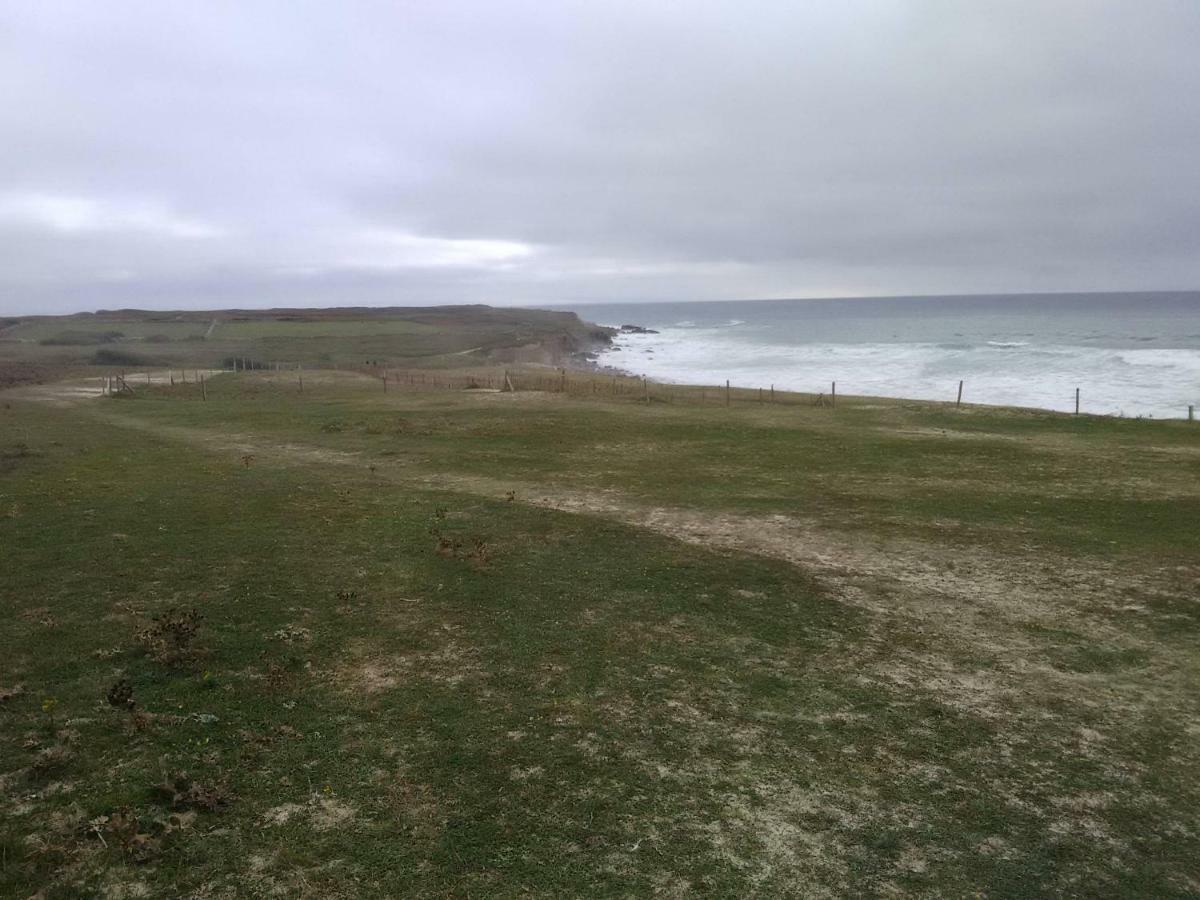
[6,319,209,342]
[213,318,441,339]
[0,305,608,370]
[2,368,1198,897]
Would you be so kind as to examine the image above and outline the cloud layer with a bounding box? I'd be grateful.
[2,1,1199,313]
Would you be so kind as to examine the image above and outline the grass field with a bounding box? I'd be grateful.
[212,319,440,339]
[2,368,1199,897]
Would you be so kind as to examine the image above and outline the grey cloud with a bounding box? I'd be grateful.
[1,1,1198,314]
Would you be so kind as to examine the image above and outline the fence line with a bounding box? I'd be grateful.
[97,363,1199,419]
[355,368,1197,419]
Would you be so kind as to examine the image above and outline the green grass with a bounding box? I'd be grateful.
[1,373,1199,896]
[215,318,441,338]
[122,373,1200,559]
[8,320,209,342]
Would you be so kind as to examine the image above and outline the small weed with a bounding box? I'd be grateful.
[40,695,58,727]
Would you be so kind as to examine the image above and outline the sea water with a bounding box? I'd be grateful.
[559,293,1200,419]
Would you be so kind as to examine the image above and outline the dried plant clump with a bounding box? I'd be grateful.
[263,660,297,692]
[434,535,462,557]
[0,683,25,703]
[136,607,203,665]
[29,744,72,779]
[270,624,312,644]
[152,772,235,813]
[106,677,136,710]
[86,808,194,864]
[428,508,493,568]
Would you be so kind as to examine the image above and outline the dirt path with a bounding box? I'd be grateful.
[7,369,225,406]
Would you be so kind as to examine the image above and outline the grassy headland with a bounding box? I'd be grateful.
[0,305,614,382]
[1,310,1198,897]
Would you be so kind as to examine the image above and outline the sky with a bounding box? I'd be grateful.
[2,0,1199,315]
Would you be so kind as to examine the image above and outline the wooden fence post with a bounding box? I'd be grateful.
[1075,388,1080,415]
[201,375,207,401]
[1188,405,1194,422]
[725,380,730,407]
[770,384,775,402]
[831,382,836,408]
[956,380,963,408]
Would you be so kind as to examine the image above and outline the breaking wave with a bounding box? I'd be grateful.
[601,331,1200,418]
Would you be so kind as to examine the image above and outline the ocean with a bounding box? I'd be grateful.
[558,292,1200,419]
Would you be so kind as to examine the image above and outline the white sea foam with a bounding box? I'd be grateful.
[602,328,1200,418]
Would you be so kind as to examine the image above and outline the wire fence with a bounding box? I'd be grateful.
[102,361,1198,421]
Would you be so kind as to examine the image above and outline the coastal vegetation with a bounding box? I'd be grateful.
[1,308,1198,896]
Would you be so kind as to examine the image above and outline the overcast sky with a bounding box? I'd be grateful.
[2,1,1199,314]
